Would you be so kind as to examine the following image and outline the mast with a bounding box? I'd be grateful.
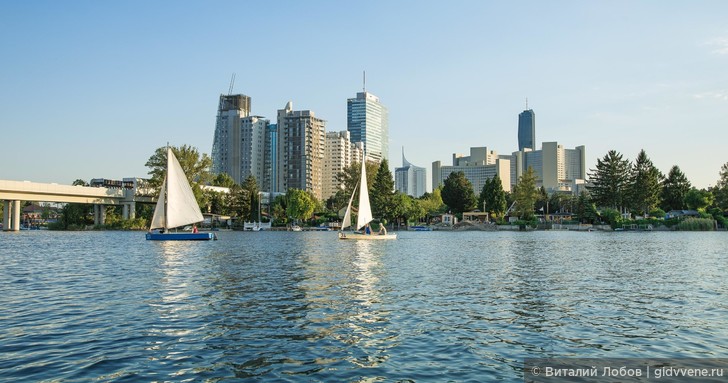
[164,145,170,231]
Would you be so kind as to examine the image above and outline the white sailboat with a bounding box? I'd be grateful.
[338,155,397,240]
[146,147,216,241]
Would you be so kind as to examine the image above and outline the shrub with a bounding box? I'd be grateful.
[676,218,715,231]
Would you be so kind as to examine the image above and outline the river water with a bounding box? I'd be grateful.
[1,230,727,382]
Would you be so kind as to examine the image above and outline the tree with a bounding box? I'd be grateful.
[73,179,88,186]
[534,186,548,214]
[685,188,714,212]
[479,174,507,219]
[441,171,477,214]
[371,159,396,221]
[513,166,539,220]
[228,184,251,220]
[714,162,728,213]
[212,172,236,188]
[627,149,663,216]
[660,165,691,212]
[587,150,630,210]
[337,160,379,199]
[241,175,259,221]
[574,191,598,224]
[145,144,212,207]
[286,188,315,222]
[418,188,445,221]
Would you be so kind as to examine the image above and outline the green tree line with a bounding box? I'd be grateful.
[50,145,728,230]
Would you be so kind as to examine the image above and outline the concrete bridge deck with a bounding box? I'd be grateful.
[0,179,155,231]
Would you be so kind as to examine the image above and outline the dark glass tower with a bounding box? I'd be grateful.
[518,109,535,151]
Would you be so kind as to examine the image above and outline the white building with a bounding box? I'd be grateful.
[432,147,511,194]
[395,149,427,198]
[510,142,586,194]
[323,131,364,199]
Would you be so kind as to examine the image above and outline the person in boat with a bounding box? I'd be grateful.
[192,225,198,234]
[365,224,372,235]
[378,224,387,235]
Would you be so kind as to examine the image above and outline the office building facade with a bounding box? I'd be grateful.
[518,109,535,151]
[510,142,586,194]
[211,94,252,183]
[432,147,511,195]
[323,131,364,199]
[347,91,389,162]
[395,149,427,198]
[276,102,326,200]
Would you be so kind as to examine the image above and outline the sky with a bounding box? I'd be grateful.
[1,1,727,190]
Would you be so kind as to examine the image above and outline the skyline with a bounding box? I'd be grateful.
[2,1,727,190]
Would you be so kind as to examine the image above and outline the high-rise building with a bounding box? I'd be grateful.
[518,109,535,151]
[323,131,364,199]
[432,147,511,195]
[264,123,278,193]
[211,94,252,183]
[276,102,326,200]
[239,116,270,186]
[347,91,389,162]
[510,142,586,194]
[395,148,427,198]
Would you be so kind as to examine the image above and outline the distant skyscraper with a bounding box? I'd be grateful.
[395,148,427,198]
[276,102,326,200]
[510,142,586,194]
[432,147,511,194]
[518,109,535,151]
[323,131,364,199]
[347,91,389,162]
[211,94,252,183]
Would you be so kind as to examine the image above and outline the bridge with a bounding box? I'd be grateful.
[0,179,155,231]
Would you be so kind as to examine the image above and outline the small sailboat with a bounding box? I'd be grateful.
[146,147,216,241]
[338,155,397,240]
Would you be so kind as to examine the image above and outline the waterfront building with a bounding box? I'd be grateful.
[263,123,278,193]
[230,116,270,188]
[347,91,389,162]
[432,147,511,194]
[211,94,252,183]
[323,131,364,199]
[276,102,326,201]
[395,149,427,198]
[518,109,535,151]
[510,142,586,194]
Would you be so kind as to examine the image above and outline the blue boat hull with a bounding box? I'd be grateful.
[145,232,216,241]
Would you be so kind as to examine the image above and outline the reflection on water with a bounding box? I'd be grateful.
[1,230,727,382]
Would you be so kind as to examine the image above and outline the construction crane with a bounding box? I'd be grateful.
[228,73,235,95]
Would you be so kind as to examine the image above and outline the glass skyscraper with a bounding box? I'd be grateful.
[518,109,535,151]
[347,91,388,162]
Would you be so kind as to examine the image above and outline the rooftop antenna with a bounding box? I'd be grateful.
[363,70,366,92]
[228,73,236,95]
[525,97,529,110]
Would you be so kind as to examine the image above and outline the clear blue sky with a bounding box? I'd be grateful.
[2,1,726,190]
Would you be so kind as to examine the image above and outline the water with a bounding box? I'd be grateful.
[1,230,727,382]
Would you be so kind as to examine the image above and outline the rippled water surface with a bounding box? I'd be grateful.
[1,230,727,382]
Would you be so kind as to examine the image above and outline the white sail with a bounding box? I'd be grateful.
[149,176,167,230]
[356,156,373,230]
[165,147,204,229]
[149,147,204,231]
[341,182,358,231]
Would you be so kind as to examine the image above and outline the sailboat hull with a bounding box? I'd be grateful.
[146,232,216,241]
[338,232,397,240]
